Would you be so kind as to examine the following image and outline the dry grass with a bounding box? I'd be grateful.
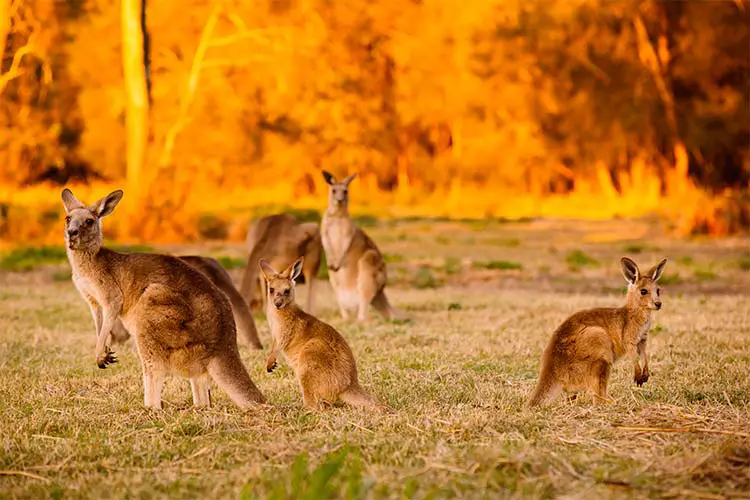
[1,219,749,499]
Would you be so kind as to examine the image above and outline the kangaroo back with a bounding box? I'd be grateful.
[179,256,263,349]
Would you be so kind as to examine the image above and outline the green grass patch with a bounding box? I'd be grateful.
[565,249,599,271]
[472,260,522,271]
[353,215,378,228]
[52,270,72,282]
[693,268,718,281]
[382,253,404,264]
[216,256,246,270]
[659,273,683,285]
[0,246,67,271]
[677,256,695,266]
[413,267,441,289]
[443,257,462,275]
[738,257,750,271]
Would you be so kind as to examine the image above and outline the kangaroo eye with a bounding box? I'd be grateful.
[269,288,274,294]
[65,216,71,223]
[86,219,95,226]
[284,289,290,295]
[640,289,648,296]
[656,289,660,296]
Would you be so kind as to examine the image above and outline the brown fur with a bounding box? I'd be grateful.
[320,171,403,322]
[239,213,322,314]
[260,257,385,411]
[110,256,263,350]
[528,257,667,406]
[61,188,266,409]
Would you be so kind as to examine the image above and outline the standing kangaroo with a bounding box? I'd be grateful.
[320,171,400,322]
[109,255,263,350]
[239,213,321,314]
[260,257,384,411]
[528,257,667,406]
[61,188,266,409]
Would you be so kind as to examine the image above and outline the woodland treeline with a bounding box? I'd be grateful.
[0,0,748,234]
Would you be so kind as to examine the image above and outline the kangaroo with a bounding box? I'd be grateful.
[260,257,385,411]
[239,213,321,314]
[61,188,266,409]
[528,257,667,407]
[320,171,401,322]
[108,255,263,350]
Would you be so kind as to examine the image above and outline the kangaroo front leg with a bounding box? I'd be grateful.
[635,340,649,386]
[266,339,279,373]
[85,296,103,338]
[95,298,123,369]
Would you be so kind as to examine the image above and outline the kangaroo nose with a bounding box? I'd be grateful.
[655,302,662,310]
[67,229,79,237]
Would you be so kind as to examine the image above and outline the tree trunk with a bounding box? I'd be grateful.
[121,0,149,211]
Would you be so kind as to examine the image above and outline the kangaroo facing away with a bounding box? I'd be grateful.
[61,188,266,409]
[320,171,401,322]
[109,255,263,350]
[528,257,667,407]
[261,257,385,411]
[239,213,321,314]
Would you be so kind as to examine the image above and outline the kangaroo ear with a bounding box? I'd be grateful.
[258,259,277,281]
[289,257,304,281]
[342,173,357,185]
[648,258,667,282]
[322,170,336,185]
[91,190,123,218]
[61,188,84,214]
[620,257,640,284]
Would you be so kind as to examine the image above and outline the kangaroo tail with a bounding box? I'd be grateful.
[371,290,406,321]
[339,385,388,413]
[527,359,559,407]
[207,350,266,408]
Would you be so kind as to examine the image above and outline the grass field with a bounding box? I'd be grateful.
[1,218,749,499]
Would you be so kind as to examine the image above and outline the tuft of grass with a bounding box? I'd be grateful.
[51,270,72,282]
[216,256,246,270]
[443,257,462,275]
[473,260,523,271]
[565,249,599,271]
[383,253,404,264]
[623,243,646,254]
[413,267,441,289]
[659,273,683,285]
[677,256,695,266]
[244,447,369,500]
[353,215,378,228]
[693,268,718,281]
[0,246,67,271]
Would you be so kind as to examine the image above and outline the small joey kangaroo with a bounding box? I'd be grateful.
[320,171,402,322]
[260,257,385,411]
[528,257,667,407]
[239,213,322,314]
[61,188,266,409]
[109,255,264,350]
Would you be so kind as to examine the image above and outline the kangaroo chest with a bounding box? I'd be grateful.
[322,216,355,269]
[73,272,106,304]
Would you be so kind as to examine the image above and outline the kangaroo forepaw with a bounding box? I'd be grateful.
[635,371,650,387]
[266,360,278,373]
[96,348,118,369]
